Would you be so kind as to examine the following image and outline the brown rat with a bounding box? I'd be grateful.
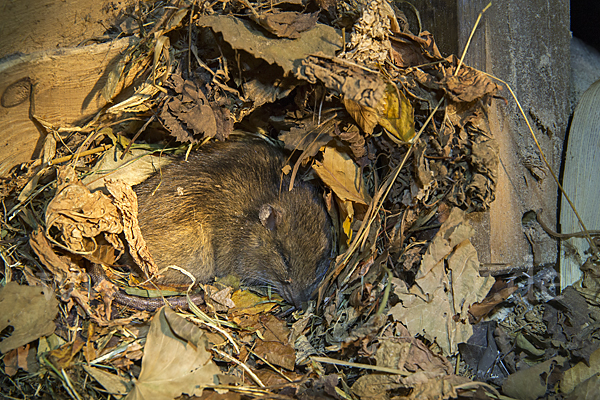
[130,137,333,308]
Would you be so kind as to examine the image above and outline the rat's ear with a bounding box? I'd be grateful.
[259,204,282,231]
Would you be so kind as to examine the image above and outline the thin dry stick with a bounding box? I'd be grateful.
[48,144,113,166]
[456,2,493,74]
[213,348,265,387]
[249,350,293,382]
[454,381,505,399]
[483,72,599,256]
[311,356,409,376]
[61,369,82,400]
[332,0,493,300]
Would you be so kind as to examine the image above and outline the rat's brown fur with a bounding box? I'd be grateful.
[133,138,332,307]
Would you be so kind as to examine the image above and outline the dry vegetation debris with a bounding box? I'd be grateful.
[1,1,599,400]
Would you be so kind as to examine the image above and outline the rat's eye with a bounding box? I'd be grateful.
[281,253,291,271]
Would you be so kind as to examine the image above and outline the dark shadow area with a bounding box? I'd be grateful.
[571,0,600,51]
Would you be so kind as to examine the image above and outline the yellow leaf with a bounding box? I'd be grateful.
[342,84,416,143]
[377,84,416,143]
[340,200,354,245]
[313,146,371,205]
[230,289,277,315]
[343,97,379,134]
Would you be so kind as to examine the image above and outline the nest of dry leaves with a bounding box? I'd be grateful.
[2,1,600,400]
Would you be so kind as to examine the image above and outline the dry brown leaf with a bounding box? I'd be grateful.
[564,373,600,400]
[0,282,59,354]
[342,97,379,135]
[29,229,70,282]
[278,121,333,155]
[205,286,235,311]
[388,208,494,356]
[561,347,600,394]
[377,84,415,143]
[332,124,366,159]
[105,179,158,278]
[160,73,232,142]
[468,280,518,323]
[197,15,341,76]
[229,289,277,316]
[3,349,18,376]
[126,307,219,400]
[252,10,319,39]
[258,314,290,343]
[47,336,85,370]
[84,365,132,396]
[297,55,385,109]
[390,31,443,67]
[254,339,296,370]
[503,357,566,400]
[45,169,123,254]
[313,146,371,205]
[404,373,472,400]
[343,84,415,141]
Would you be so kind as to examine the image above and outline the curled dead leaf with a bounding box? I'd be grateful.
[45,169,123,254]
[313,146,371,205]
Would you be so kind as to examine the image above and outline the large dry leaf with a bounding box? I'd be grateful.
[197,15,341,76]
[0,282,58,353]
[126,307,219,400]
[377,84,415,142]
[82,144,173,192]
[296,55,385,109]
[105,179,158,277]
[313,146,371,205]
[343,83,415,141]
[561,347,600,394]
[342,97,379,135]
[84,365,132,395]
[254,339,296,370]
[45,168,123,253]
[251,10,319,39]
[388,208,494,356]
[390,31,443,68]
[29,229,70,282]
[503,357,566,400]
[159,73,233,142]
[229,290,277,316]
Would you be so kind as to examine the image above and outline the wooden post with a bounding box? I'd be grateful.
[405,0,571,274]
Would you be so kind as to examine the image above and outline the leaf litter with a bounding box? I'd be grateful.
[0,1,598,400]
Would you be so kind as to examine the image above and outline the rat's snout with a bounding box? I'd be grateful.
[278,280,311,309]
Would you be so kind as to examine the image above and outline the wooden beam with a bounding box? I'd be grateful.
[406,0,571,272]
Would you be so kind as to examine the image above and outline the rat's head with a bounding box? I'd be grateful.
[239,184,333,308]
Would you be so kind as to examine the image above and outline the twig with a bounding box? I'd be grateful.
[376,267,393,315]
[61,369,82,400]
[483,71,599,256]
[48,144,113,166]
[456,2,492,75]
[311,356,409,376]
[536,211,600,239]
[212,348,265,387]
[249,350,293,382]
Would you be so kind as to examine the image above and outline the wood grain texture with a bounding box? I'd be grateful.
[560,79,600,289]
[0,0,134,59]
[409,0,571,271]
[0,37,136,176]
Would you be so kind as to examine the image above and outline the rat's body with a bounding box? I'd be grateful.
[132,138,332,307]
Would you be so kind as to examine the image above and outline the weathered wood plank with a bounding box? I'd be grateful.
[408,0,571,271]
[0,38,136,176]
